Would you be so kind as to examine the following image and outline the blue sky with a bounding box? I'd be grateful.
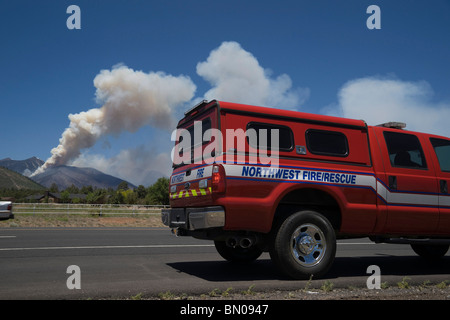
[1,1,450,186]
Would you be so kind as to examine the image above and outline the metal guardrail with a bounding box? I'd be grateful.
[12,203,169,216]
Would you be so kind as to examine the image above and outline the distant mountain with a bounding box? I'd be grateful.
[0,157,44,176]
[31,165,137,190]
[0,166,45,190]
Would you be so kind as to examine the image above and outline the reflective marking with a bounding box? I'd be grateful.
[170,187,211,199]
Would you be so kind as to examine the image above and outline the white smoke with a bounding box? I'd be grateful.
[33,65,196,176]
[197,41,309,108]
[71,146,171,187]
[332,76,450,137]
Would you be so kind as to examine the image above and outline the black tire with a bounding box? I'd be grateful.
[269,210,336,279]
[411,244,449,260]
[214,240,263,263]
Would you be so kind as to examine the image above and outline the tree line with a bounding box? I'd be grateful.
[0,177,170,205]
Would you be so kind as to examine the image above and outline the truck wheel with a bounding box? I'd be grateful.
[270,210,336,279]
[214,241,263,263]
[411,244,449,260]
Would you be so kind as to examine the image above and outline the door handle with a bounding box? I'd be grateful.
[389,176,397,190]
[440,180,448,194]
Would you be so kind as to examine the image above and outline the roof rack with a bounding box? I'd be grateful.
[376,122,406,129]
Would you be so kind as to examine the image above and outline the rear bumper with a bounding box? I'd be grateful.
[0,211,14,220]
[161,206,225,230]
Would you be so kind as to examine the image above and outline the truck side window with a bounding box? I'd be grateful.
[246,122,294,151]
[305,129,349,157]
[430,138,450,172]
[383,131,427,169]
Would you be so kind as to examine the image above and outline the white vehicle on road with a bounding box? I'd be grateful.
[0,201,13,220]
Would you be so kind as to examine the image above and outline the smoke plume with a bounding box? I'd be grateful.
[33,65,196,176]
[33,41,311,183]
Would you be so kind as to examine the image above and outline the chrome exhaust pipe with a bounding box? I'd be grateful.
[226,236,256,248]
[239,237,253,249]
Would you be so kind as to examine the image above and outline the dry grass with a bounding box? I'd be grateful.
[0,214,165,228]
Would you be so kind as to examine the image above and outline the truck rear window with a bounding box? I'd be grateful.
[178,118,211,148]
[306,129,349,157]
[430,138,450,172]
[175,117,212,166]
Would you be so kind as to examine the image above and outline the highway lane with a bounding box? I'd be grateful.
[0,228,449,299]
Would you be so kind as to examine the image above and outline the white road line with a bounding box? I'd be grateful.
[0,244,215,251]
[0,236,16,238]
[0,242,378,252]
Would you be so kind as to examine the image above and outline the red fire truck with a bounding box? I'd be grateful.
[162,100,450,279]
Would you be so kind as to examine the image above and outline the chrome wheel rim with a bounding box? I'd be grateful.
[291,223,326,268]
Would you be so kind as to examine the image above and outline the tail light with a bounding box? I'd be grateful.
[211,164,226,194]
[7,204,12,211]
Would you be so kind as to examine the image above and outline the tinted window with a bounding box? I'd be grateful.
[246,122,294,151]
[176,118,212,165]
[430,138,450,172]
[383,131,427,169]
[179,118,211,149]
[306,129,348,157]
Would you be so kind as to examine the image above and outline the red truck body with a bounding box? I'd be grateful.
[162,100,450,279]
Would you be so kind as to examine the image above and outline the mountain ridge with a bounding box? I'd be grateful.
[0,166,45,190]
[1,157,136,190]
[0,157,44,176]
[31,165,137,190]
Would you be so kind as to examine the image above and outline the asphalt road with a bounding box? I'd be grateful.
[0,227,449,300]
